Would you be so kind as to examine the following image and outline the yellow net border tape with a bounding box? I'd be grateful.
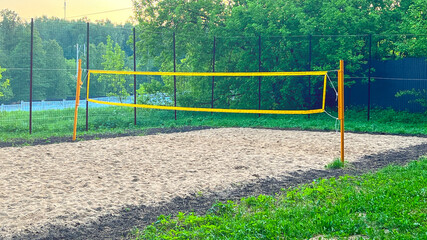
[87,99,325,115]
[89,69,328,77]
[86,70,329,115]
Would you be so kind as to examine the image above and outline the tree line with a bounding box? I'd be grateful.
[0,9,134,103]
[132,0,426,110]
[1,0,426,111]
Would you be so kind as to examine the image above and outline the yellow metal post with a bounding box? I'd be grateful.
[72,59,82,141]
[338,60,345,162]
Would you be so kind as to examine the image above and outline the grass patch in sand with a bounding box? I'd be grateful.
[325,158,346,169]
[129,157,427,239]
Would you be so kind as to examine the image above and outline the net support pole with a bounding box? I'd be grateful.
[73,60,83,141]
[211,36,216,113]
[133,27,137,125]
[86,22,89,131]
[338,60,345,163]
[29,18,33,135]
[173,32,177,120]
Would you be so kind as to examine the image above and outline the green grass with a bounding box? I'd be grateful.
[129,157,427,239]
[325,158,346,169]
[0,107,426,142]
[1,107,425,238]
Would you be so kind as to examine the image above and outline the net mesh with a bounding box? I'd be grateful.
[85,69,331,115]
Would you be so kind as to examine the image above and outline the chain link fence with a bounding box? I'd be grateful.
[0,20,426,135]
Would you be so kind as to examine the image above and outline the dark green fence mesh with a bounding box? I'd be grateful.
[0,19,426,135]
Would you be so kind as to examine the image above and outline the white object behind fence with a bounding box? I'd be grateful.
[0,96,134,112]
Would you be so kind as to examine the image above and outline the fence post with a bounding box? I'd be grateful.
[133,27,137,125]
[29,18,33,134]
[367,34,372,121]
[173,32,177,120]
[258,35,262,117]
[307,34,312,119]
[86,22,90,131]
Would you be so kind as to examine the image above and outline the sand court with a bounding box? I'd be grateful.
[0,128,426,238]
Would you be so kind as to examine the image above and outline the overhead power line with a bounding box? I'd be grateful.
[68,7,132,19]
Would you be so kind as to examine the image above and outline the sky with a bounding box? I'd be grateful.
[0,0,135,24]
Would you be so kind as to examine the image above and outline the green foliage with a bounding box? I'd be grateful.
[0,66,12,101]
[33,17,133,59]
[130,158,427,239]
[133,0,426,111]
[397,0,427,56]
[78,42,108,97]
[0,9,24,55]
[97,36,131,102]
[325,158,345,169]
[43,40,74,99]
[1,3,426,109]
[0,11,135,104]
[395,88,427,112]
[9,27,48,101]
[136,79,169,104]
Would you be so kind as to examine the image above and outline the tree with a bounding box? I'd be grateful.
[98,36,131,102]
[133,0,232,108]
[132,0,426,111]
[85,42,108,97]
[0,9,23,55]
[397,0,427,56]
[0,9,24,94]
[8,26,47,101]
[42,40,74,100]
[0,66,13,102]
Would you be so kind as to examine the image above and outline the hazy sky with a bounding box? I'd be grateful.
[0,0,135,24]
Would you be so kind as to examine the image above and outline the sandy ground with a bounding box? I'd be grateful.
[0,128,426,239]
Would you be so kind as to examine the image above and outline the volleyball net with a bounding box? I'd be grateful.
[86,69,330,115]
[73,60,345,160]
